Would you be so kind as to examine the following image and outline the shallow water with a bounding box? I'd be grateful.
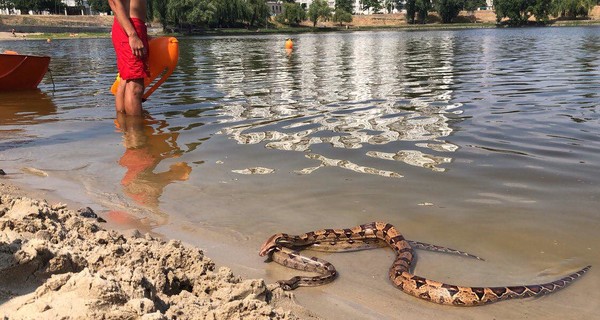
[1,27,599,319]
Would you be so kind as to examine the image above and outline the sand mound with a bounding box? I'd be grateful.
[0,187,312,319]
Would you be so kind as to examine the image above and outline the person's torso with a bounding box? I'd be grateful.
[125,0,147,21]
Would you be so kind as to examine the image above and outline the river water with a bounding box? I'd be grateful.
[1,27,599,319]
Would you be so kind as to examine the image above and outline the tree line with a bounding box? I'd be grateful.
[354,0,597,24]
[2,0,71,14]
[2,0,599,28]
[495,0,598,24]
[154,0,598,29]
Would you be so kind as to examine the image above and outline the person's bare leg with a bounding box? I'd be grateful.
[124,78,144,116]
[115,79,127,113]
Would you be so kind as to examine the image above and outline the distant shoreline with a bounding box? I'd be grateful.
[1,11,600,41]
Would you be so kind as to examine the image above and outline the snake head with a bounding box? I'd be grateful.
[277,278,300,291]
[259,233,285,257]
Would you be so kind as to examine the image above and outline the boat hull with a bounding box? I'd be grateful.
[0,53,51,91]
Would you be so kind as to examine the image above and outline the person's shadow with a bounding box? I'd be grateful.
[115,113,191,210]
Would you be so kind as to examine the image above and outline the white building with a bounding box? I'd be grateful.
[266,1,283,15]
[283,1,402,14]
[296,0,336,9]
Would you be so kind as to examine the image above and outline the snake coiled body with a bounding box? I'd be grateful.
[259,222,591,306]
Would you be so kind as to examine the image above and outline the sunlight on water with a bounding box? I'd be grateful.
[200,33,464,177]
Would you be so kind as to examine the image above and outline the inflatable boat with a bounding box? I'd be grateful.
[0,51,51,91]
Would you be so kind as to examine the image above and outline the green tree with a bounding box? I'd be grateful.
[530,0,551,23]
[308,0,332,27]
[153,0,169,31]
[12,0,55,13]
[405,0,432,24]
[435,0,463,23]
[363,0,383,13]
[281,2,306,25]
[88,0,111,13]
[167,0,215,31]
[383,0,400,12]
[213,0,250,27]
[247,0,270,27]
[415,0,431,23]
[146,0,154,21]
[405,0,417,23]
[333,8,353,25]
[11,0,29,12]
[495,0,529,24]
[552,0,595,18]
[464,0,487,12]
[393,0,404,10]
[495,0,549,25]
[335,0,354,13]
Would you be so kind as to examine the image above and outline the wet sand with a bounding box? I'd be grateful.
[1,178,594,320]
[0,181,318,319]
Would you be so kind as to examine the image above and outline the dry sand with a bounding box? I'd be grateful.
[0,182,318,319]
[0,31,27,40]
[0,31,45,40]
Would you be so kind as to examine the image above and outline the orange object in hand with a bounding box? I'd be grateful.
[111,36,179,100]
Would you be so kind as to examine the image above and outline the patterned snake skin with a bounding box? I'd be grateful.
[259,222,591,306]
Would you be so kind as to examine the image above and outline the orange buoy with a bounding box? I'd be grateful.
[285,38,293,50]
[111,36,179,100]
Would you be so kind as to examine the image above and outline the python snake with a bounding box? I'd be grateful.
[259,222,591,306]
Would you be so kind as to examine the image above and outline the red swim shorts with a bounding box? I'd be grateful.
[112,17,149,80]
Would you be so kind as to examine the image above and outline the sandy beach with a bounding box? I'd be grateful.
[0,182,317,319]
[0,31,27,40]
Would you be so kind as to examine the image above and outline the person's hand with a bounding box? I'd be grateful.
[129,34,146,58]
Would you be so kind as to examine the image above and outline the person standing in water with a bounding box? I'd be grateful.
[109,0,149,116]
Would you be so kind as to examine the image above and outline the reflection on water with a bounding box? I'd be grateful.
[297,153,404,177]
[206,34,462,176]
[0,90,57,126]
[116,113,191,209]
[0,90,57,151]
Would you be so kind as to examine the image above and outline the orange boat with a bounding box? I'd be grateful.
[111,36,179,100]
[0,51,51,91]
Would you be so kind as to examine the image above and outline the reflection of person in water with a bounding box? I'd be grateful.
[116,113,191,208]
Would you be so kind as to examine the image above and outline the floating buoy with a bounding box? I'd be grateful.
[46,38,51,43]
[285,38,293,50]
